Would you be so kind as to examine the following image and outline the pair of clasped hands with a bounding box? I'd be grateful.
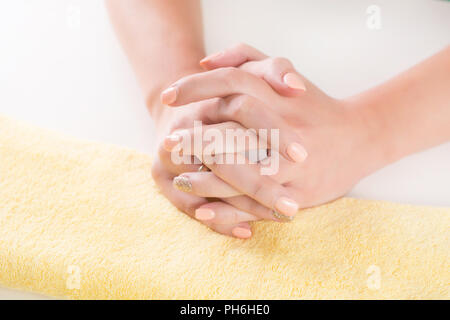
[152,44,370,239]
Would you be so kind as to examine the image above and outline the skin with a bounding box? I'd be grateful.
[106,0,260,238]
[106,0,450,239]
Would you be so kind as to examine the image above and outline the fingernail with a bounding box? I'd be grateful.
[275,197,299,217]
[163,134,181,151]
[195,208,215,221]
[232,227,252,239]
[287,142,308,163]
[160,86,177,104]
[173,176,192,193]
[283,73,306,91]
[200,51,223,65]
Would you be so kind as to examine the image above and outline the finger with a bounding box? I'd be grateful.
[152,159,254,239]
[194,201,260,225]
[211,95,308,164]
[158,143,202,174]
[199,42,267,69]
[203,153,300,217]
[200,44,306,97]
[223,195,293,222]
[240,58,306,96]
[160,67,277,106]
[173,172,241,198]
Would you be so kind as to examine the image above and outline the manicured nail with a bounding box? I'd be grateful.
[160,86,177,104]
[173,176,192,193]
[200,51,223,65]
[283,73,306,91]
[232,227,252,239]
[163,134,181,151]
[195,208,215,221]
[275,197,299,217]
[272,210,294,222]
[287,142,308,163]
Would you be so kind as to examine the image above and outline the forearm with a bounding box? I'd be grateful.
[351,46,450,169]
[105,0,205,119]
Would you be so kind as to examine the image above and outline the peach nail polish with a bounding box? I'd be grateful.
[195,208,215,221]
[160,86,177,104]
[275,197,299,217]
[232,227,252,239]
[283,73,306,91]
[200,51,223,65]
[287,142,308,163]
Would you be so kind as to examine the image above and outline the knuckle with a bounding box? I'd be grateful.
[227,103,242,120]
[208,97,223,110]
[220,66,238,77]
[235,94,253,107]
[249,200,272,219]
[223,120,243,133]
[250,182,268,201]
[228,95,254,119]
[169,120,185,132]
[166,113,195,132]
[209,97,224,115]
[183,200,203,216]
[200,97,223,122]
[270,57,293,73]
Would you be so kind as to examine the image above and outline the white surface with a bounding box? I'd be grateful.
[0,0,449,299]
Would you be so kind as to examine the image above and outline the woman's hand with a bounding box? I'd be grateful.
[161,45,388,219]
[152,44,319,239]
[152,47,310,238]
[151,92,268,239]
[152,75,304,238]
[108,0,450,237]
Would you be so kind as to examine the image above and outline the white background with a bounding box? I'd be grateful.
[0,0,449,299]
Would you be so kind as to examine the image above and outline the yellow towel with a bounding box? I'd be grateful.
[0,114,448,300]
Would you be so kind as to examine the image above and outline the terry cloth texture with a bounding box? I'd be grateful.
[0,115,448,299]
